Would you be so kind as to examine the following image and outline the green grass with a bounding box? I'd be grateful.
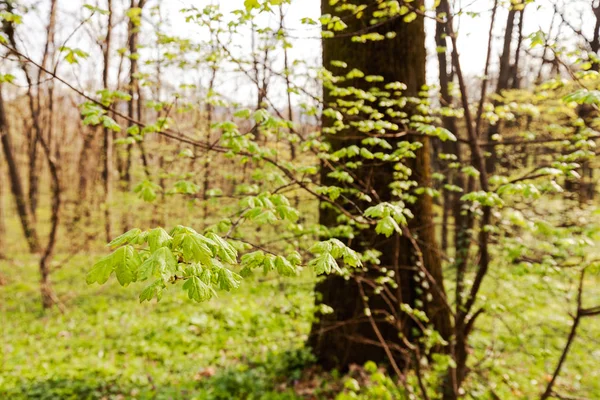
[3,249,599,399]
[468,262,600,398]
[0,251,316,399]
[2,203,600,399]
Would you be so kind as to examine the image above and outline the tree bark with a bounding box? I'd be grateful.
[435,1,460,255]
[511,8,525,89]
[309,0,451,371]
[486,8,517,173]
[123,0,146,192]
[0,87,40,253]
[38,99,61,310]
[0,154,5,259]
[103,0,114,242]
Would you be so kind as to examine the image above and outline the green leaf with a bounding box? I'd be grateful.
[83,4,109,15]
[376,215,400,237]
[529,30,545,48]
[563,89,600,105]
[216,267,242,291]
[134,180,162,202]
[138,247,177,281]
[240,251,266,276]
[274,255,299,277]
[183,276,215,302]
[206,232,238,264]
[147,227,172,252]
[244,0,260,10]
[87,254,115,285]
[403,12,417,23]
[83,114,101,126]
[173,180,200,195]
[102,116,121,132]
[87,245,141,286]
[113,246,142,286]
[108,228,142,248]
[309,253,341,275]
[254,210,278,225]
[234,108,252,119]
[139,280,167,303]
[176,232,215,265]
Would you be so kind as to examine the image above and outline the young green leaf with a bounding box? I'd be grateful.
[86,254,115,285]
[138,247,177,281]
[113,245,142,286]
[139,280,167,303]
[147,227,172,252]
[108,228,142,248]
[182,276,216,302]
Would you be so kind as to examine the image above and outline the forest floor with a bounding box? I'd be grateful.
[1,229,600,399]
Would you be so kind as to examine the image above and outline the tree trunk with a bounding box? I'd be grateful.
[202,66,216,223]
[103,0,114,242]
[309,0,451,371]
[123,0,146,191]
[0,87,40,253]
[38,108,60,310]
[591,1,600,64]
[486,8,517,174]
[511,8,525,89]
[435,1,460,255]
[0,156,5,259]
[122,0,146,232]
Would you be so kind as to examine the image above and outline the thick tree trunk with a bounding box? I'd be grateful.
[309,0,451,371]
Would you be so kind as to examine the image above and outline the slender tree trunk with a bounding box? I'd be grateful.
[486,8,517,173]
[38,90,60,310]
[102,0,114,242]
[28,0,59,225]
[435,1,460,254]
[511,8,525,89]
[1,0,55,224]
[35,0,61,309]
[122,0,145,231]
[70,128,95,240]
[122,0,146,232]
[309,0,451,371]
[0,87,40,253]
[124,0,146,191]
[279,4,299,209]
[590,1,600,70]
[0,157,5,259]
[202,66,216,222]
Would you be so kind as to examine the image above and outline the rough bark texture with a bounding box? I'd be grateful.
[309,0,451,370]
